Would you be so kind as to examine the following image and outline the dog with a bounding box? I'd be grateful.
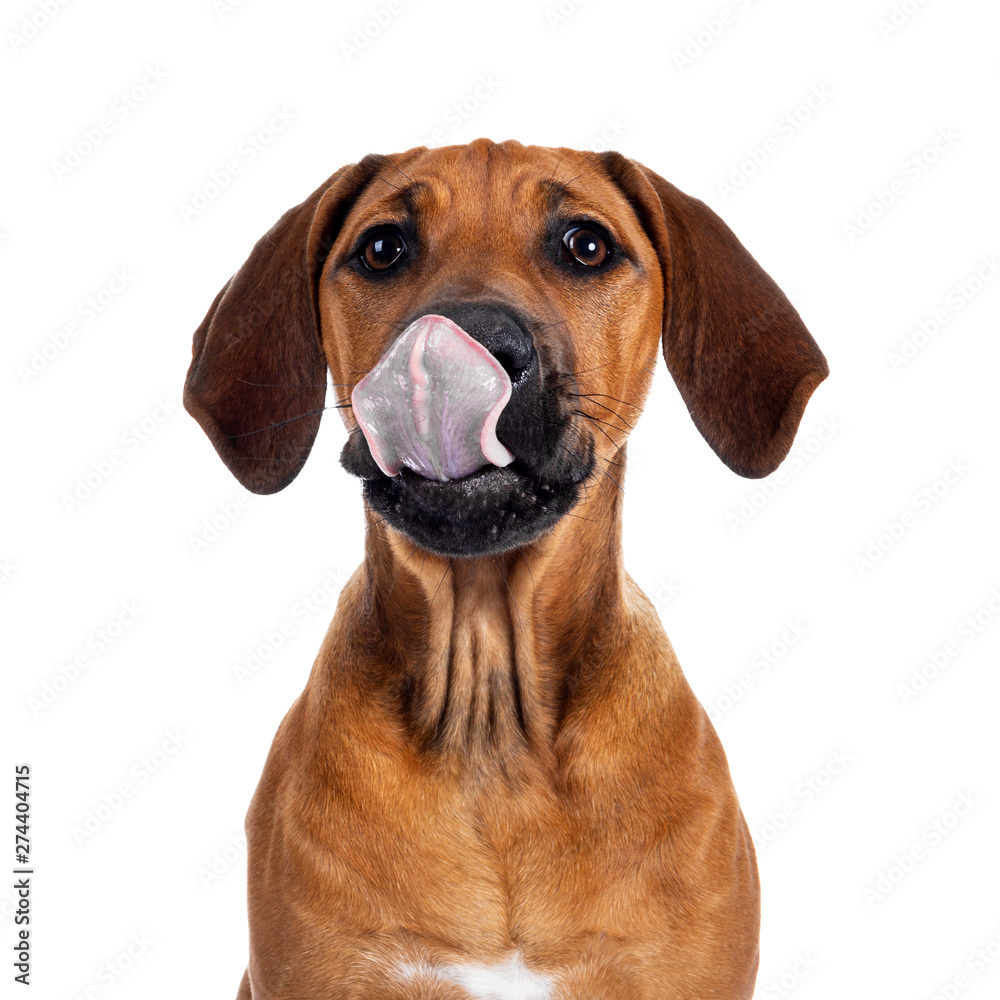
[184,138,827,999]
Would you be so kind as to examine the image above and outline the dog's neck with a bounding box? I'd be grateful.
[348,474,628,763]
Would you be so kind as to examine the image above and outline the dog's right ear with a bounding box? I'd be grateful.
[599,152,828,479]
[184,156,384,494]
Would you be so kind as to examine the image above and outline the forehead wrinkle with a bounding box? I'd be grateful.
[547,192,620,230]
[522,167,587,209]
[536,180,649,263]
[339,179,445,249]
[528,177,618,225]
[365,178,434,216]
[536,178,574,213]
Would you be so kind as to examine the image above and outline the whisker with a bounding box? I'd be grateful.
[230,394,366,439]
[569,394,635,430]
[573,410,627,461]
[518,546,536,590]
[374,173,404,193]
[573,408,629,437]
[429,558,453,607]
[386,543,420,600]
[570,390,641,410]
[376,317,409,331]
[236,378,331,388]
[229,407,328,439]
[492,554,522,632]
[600,468,624,493]
[563,360,616,377]
[548,155,565,187]
[560,510,611,525]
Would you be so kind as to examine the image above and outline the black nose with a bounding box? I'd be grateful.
[434,303,535,381]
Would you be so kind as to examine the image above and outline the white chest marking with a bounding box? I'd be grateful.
[396,951,556,1000]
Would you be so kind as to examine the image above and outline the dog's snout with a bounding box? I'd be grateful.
[435,303,535,381]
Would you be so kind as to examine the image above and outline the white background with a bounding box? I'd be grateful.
[3,0,999,997]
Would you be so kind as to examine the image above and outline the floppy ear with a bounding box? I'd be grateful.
[600,152,828,479]
[183,156,383,494]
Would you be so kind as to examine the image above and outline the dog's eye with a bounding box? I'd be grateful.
[562,226,610,267]
[361,230,407,271]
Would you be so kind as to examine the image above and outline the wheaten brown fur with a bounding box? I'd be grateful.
[185,139,827,998]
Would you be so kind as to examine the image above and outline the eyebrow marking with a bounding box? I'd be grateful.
[370,178,431,215]
[537,177,612,222]
[331,181,432,267]
[388,162,415,185]
[538,178,573,212]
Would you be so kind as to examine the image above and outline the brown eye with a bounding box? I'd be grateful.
[361,230,406,271]
[563,226,610,267]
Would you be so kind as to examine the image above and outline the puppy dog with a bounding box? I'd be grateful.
[185,139,827,999]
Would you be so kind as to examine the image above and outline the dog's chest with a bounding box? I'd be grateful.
[335,779,663,995]
[249,710,756,998]
[391,952,556,999]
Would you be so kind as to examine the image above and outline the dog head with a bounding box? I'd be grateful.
[185,139,827,556]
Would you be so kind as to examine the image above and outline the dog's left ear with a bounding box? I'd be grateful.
[600,152,828,479]
[184,156,384,494]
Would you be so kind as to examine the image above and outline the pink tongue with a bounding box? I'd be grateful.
[351,314,515,482]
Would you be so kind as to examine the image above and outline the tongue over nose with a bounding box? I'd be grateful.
[351,314,515,482]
